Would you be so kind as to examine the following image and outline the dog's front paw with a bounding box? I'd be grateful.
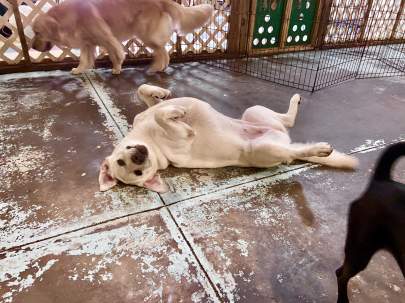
[312,142,333,157]
[71,67,84,75]
[112,68,121,75]
[153,88,171,100]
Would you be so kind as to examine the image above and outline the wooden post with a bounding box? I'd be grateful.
[358,0,373,42]
[227,0,251,56]
[279,0,293,49]
[9,0,31,64]
[310,0,329,48]
[391,0,405,40]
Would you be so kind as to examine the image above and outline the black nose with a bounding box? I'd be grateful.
[129,145,148,165]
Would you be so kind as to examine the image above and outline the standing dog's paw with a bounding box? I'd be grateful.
[312,142,333,157]
[71,67,84,75]
[112,68,121,75]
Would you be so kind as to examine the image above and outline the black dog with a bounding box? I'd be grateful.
[336,142,405,303]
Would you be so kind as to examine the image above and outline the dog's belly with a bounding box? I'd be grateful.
[240,122,291,144]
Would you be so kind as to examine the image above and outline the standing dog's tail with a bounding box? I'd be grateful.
[373,142,405,181]
[160,0,213,35]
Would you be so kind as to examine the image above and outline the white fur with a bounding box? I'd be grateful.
[99,85,358,192]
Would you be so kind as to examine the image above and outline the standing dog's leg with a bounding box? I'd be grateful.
[148,47,169,73]
[103,39,125,75]
[142,14,172,73]
[71,46,96,75]
[336,253,374,303]
[137,84,171,107]
[336,205,378,303]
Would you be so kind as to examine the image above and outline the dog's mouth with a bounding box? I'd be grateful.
[32,38,53,52]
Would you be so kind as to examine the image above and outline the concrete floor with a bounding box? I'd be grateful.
[0,63,404,303]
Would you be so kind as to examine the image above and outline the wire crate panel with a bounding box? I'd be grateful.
[364,0,402,41]
[0,1,24,64]
[285,0,318,46]
[252,0,285,49]
[324,0,370,44]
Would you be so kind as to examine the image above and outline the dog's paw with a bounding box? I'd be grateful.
[152,88,171,100]
[167,106,186,121]
[291,93,301,105]
[112,68,121,75]
[312,142,333,157]
[71,67,84,75]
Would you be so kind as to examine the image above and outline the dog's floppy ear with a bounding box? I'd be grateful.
[144,174,169,193]
[44,14,59,38]
[99,159,117,192]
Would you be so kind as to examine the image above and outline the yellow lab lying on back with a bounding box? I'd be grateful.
[32,0,213,74]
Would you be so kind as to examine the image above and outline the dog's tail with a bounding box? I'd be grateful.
[300,150,359,170]
[373,142,405,181]
[160,0,213,35]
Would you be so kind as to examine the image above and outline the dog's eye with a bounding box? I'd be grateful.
[117,159,126,166]
[134,170,142,176]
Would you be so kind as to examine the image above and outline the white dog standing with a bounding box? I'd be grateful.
[31,0,213,74]
[99,85,358,192]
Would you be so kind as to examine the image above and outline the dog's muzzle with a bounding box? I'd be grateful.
[32,37,53,52]
[127,145,148,165]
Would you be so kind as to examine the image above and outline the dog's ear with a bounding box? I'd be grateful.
[44,15,59,38]
[99,159,117,192]
[143,174,169,193]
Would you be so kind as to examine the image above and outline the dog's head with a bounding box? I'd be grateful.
[99,139,168,193]
[31,14,58,52]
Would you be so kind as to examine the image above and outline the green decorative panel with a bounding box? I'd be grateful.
[286,0,318,46]
[252,0,286,49]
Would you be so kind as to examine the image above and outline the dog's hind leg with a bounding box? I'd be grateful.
[246,141,333,167]
[242,94,301,129]
[137,84,171,107]
[71,46,95,75]
[148,47,169,73]
[280,93,301,128]
[336,206,378,303]
[336,251,374,303]
[76,3,125,75]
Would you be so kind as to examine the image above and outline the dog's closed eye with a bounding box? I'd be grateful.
[117,159,126,166]
[134,170,142,176]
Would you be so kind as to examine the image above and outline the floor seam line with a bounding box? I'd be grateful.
[159,195,224,302]
[4,139,403,252]
[1,204,167,253]
[83,72,125,137]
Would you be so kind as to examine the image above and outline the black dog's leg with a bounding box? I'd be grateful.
[336,247,375,303]
[337,204,378,303]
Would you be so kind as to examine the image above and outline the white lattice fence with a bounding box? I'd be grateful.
[364,0,402,40]
[180,0,231,54]
[0,0,24,63]
[324,0,370,44]
[0,0,232,67]
[325,0,405,44]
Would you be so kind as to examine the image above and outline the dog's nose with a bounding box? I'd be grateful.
[129,145,148,165]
